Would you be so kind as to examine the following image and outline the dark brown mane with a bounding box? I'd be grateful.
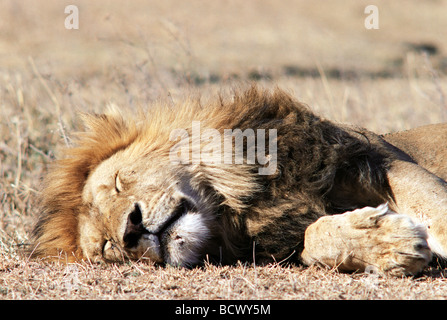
[215,88,394,260]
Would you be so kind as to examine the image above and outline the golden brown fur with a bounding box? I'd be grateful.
[32,87,447,275]
[32,112,140,259]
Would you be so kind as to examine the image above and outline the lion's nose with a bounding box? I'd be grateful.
[123,203,149,248]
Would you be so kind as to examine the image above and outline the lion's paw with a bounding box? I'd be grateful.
[302,204,432,276]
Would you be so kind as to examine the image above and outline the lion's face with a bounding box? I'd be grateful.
[80,148,218,267]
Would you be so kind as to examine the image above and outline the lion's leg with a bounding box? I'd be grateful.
[387,160,447,258]
[301,204,432,276]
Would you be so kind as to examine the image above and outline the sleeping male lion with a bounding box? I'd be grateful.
[32,87,447,276]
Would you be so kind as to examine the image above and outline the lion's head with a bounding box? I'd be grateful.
[32,89,275,266]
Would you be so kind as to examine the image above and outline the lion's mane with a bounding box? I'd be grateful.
[32,87,394,262]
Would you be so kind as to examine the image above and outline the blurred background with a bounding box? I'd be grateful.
[2,1,446,79]
[1,1,446,127]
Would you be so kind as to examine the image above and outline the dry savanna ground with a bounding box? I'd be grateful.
[1,0,447,301]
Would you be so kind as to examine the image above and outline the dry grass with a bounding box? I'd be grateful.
[1,0,447,300]
[1,260,447,300]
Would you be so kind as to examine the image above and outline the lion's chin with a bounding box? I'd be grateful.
[132,213,212,267]
[129,233,164,263]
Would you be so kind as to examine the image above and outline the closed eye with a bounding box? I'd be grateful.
[115,172,122,193]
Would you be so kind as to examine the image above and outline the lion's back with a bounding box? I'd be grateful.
[383,123,447,181]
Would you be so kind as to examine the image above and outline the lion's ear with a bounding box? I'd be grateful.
[79,104,130,133]
[75,107,141,154]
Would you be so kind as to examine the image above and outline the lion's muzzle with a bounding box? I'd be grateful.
[122,199,208,266]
